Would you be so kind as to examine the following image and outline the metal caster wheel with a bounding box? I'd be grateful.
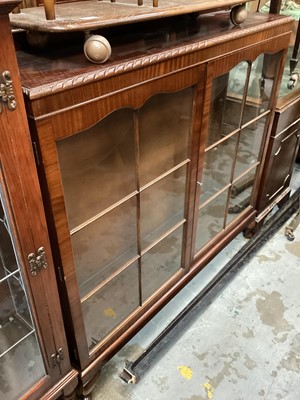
[285,227,295,241]
[84,34,112,63]
[230,4,247,26]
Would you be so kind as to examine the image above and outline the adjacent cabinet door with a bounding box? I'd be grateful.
[0,6,76,399]
[193,47,282,258]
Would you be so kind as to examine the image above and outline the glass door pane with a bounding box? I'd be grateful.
[233,116,267,180]
[195,55,274,257]
[139,89,193,303]
[139,89,192,185]
[141,225,184,303]
[57,108,139,352]
[200,135,238,204]
[242,54,273,125]
[226,168,257,225]
[0,187,45,400]
[57,108,136,230]
[140,166,187,250]
[72,197,138,299]
[206,61,249,148]
[195,189,229,254]
[81,260,139,350]
[56,88,193,352]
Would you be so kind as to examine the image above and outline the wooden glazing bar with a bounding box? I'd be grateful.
[70,191,138,235]
[80,255,140,303]
[140,159,190,192]
[140,219,186,256]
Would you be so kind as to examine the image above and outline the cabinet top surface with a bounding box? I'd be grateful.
[16,12,292,99]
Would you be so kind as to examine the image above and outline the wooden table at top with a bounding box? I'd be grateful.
[9,0,254,32]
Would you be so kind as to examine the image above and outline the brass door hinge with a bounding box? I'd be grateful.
[28,247,48,275]
[51,347,64,367]
[0,71,17,114]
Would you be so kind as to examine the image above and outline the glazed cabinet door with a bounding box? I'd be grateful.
[0,175,54,400]
[193,46,284,258]
[34,65,205,367]
[0,6,76,399]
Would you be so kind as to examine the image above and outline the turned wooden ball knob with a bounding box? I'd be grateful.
[26,31,49,49]
[230,5,248,26]
[84,35,112,64]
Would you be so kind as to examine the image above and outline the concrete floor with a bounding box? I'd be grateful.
[92,166,300,400]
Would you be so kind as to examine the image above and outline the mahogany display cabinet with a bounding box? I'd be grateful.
[16,11,292,398]
[0,1,78,399]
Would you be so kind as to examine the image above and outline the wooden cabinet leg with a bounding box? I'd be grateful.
[61,377,79,400]
[61,389,77,400]
[78,370,101,400]
[243,220,260,239]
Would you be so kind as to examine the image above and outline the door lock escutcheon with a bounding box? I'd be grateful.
[0,71,17,114]
[51,347,64,367]
[28,247,48,275]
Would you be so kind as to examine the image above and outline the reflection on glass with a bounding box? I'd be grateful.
[1,332,45,400]
[140,166,187,250]
[242,54,272,125]
[57,108,136,230]
[234,116,266,179]
[258,2,300,99]
[0,275,33,355]
[81,261,139,350]
[141,226,183,303]
[195,190,229,254]
[139,89,192,186]
[58,88,192,353]
[0,210,18,280]
[200,135,237,204]
[195,52,276,258]
[278,42,300,98]
[0,189,45,399]
[206,62,249,148]
[72,197,138,298]
[227,168,256,226]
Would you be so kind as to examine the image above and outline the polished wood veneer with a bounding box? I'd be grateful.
[0,0,78,399]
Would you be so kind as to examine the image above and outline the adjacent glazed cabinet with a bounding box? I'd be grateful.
[254,0,300,219]
[16,11,292,398]
[0,1,77,399]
